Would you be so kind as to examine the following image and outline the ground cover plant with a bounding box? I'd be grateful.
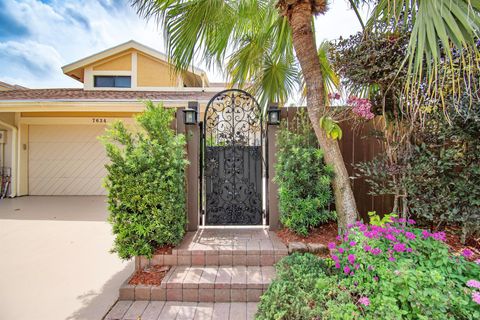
[274,111,335,236]
[257,216,480,319]
[102,102,187,259]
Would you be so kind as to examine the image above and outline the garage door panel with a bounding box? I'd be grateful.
[29,125,108,195]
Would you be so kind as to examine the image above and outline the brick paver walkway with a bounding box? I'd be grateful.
[109,229,284,319]
[105,301,259,320]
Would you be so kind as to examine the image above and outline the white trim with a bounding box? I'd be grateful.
[62,40,206,79]
[0,119,17,197]
[84,66,93,89]
[0,101,209,112]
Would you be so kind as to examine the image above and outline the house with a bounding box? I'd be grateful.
[0,40,223,197]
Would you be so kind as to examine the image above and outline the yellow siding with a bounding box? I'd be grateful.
[92,52,132,71]
[137,53,177,87]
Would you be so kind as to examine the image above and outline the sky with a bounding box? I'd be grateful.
[0,0,370,89]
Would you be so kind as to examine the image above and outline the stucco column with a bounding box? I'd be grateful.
[267,109,286,231]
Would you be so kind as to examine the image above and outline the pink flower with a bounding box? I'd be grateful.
[331,254,339,262]
[393,243,406,253]
[385,234,397,242]
[335,262,341,269]
[338,247,345,254]
[347,254,356,264]
[349,241,357,247]
[328,242,336,250]
[363,245,372,252]
[475,259,480,265]
[432,232,446,241]
[407,219,416,225]
[358,297,370,306]
[388,256,396,262]
[422,230,430,239]
[467,280,480,289]
[406,248,413,253]
[373,276,379,281]
[348,96,375,120]
[472,291,480,304]
[371,248,382,255]
[405,232,416,240]
[462,249,474,258]
[344,266,351,275]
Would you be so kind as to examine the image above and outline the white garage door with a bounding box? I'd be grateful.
[29,125,108,195]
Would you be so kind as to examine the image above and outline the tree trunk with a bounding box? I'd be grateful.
[287,1,358,232]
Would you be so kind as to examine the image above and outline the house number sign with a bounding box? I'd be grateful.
[92,118,107,123]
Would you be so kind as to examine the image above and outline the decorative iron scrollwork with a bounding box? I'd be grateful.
[203,90,263,225]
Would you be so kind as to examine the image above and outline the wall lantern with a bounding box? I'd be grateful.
[183,101,199,125]
[267,102,281,125]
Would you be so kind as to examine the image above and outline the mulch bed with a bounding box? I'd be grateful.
[128,265,170,286]
[154,245,174,255]
[277,222,339,246]
[276,222,480,261]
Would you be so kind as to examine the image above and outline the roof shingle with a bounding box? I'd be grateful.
[0,88,217,101]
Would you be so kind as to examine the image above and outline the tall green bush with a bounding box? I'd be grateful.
[274,111,335,236]
[101,101,187,259]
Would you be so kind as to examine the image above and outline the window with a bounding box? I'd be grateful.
[94,76,131,88]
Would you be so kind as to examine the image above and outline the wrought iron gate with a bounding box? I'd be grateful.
[201,89,264,225]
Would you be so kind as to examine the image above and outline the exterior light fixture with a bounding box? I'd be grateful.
[267,102,281,125]
[183,101,199,125]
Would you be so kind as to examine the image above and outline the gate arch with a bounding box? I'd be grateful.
[201,89,265,225]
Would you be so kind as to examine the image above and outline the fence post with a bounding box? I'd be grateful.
[185,122,200,231]
[176,108,199,231]
[267,108,287,230]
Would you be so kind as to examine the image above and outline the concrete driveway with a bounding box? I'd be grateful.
[0,196,134,320]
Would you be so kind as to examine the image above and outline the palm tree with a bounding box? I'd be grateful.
[131,0,480,232]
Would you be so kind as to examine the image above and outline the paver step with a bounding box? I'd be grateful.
[105,301,259,320]
[136,230,288,269]
[120,266,276,302]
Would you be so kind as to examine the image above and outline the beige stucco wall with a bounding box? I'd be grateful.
[137,53,177,87]
[92,52,132,71]
[0,113,15,170]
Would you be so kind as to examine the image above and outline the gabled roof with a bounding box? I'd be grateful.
[0,81,28,90]
[61,40,208,84]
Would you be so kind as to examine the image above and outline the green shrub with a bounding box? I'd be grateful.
[274,111,335,236]
[257,220,480,319]
[256,253,338,320]
[101,101,188,259]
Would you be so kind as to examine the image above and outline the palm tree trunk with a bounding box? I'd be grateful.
[287,1,358,232]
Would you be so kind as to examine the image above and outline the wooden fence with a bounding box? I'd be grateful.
[280,107,394,222]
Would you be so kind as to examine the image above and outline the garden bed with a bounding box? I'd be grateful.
[277,221,479,261]
[128,265,170,286]
[154,244,174,255]
[277,222,338,246]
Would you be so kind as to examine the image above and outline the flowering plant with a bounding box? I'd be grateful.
[347,96,375,120]
[328,218,480,318]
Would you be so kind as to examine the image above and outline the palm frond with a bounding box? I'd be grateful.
[368,0,480,102]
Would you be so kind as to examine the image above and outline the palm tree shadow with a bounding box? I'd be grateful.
[66,260,134,320]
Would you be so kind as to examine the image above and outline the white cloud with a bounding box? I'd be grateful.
[0,0,368,89]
